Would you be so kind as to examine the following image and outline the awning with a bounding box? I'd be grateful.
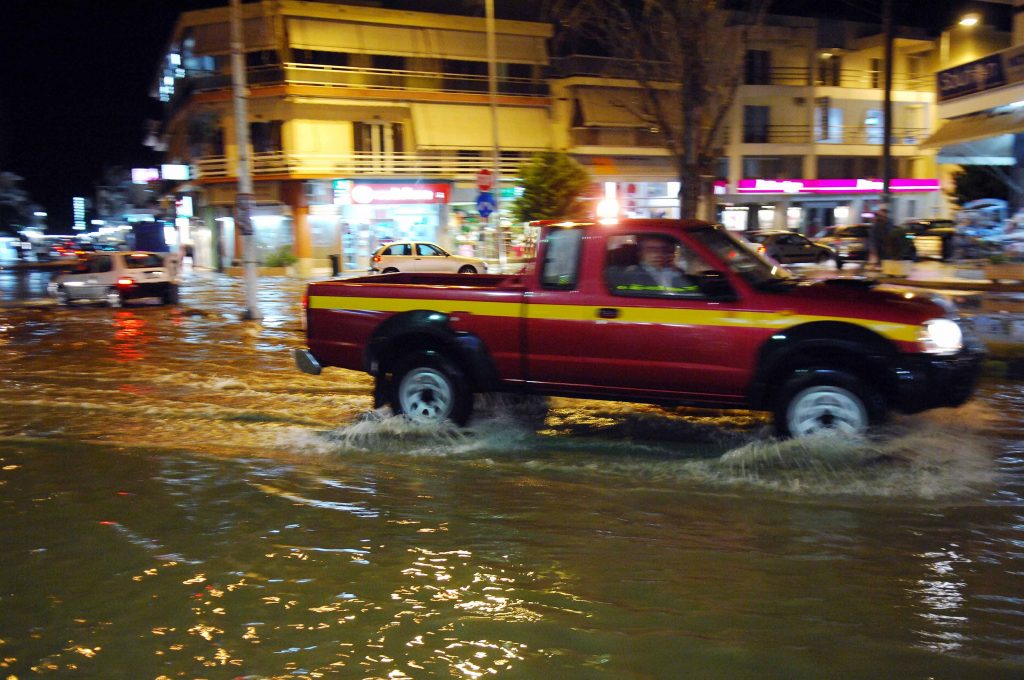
[920,108,1024,150]
[410,104,552,150]
[574,87,682,129]
[936,135,1016,166]
[286,18,547,63]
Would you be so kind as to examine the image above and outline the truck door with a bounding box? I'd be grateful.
[525,229,749,402]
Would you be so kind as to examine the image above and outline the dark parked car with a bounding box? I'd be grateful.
[901,219,955,260]
[745,230,837,266]
[821,224,871,268]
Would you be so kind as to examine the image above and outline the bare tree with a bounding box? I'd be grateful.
[553,0,767,219]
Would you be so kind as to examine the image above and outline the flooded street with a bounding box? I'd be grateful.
[1,271,1023,678]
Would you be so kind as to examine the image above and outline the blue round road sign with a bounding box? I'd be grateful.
[476,191,496,218]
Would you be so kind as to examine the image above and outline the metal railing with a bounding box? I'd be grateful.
[549,57,933,93]
[178,63,549,100]
[742,125,928,145]
[193,152,526,181]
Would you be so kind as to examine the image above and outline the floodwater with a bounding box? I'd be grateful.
[0,271,1022,679]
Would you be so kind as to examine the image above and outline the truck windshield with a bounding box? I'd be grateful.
[689,225,793,288]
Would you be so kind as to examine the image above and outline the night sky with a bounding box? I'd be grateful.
[0,0,1011,231]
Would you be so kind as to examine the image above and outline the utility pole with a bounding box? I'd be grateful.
[881,0,894,214]
[230,0,262,321]
[485,0,506,269]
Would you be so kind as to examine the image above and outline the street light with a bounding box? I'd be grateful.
[959,13,980,28]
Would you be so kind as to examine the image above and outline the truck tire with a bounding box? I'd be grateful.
[774,369,886,438]
[391,352,473,426]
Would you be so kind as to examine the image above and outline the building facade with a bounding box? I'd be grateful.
[153,1,952,273]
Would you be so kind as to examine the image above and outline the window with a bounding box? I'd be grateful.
[604,234,706,298]
[372,55,405,71]
[814,104,843,143]
[743,106,770,143]
[250,120,282,153]
[815,54,842,86]
[90,256,113,274]
[124,254,165,269]
[864,109,883,144]
[416,243,444,256]
[385,244,411,256]
[869,58,882,89]
[354,122,404,155]
[540,228,583,289]
[744,50,772,85]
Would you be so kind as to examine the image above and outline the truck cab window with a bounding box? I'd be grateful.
[605,234,704,298]
[540,228,583,289]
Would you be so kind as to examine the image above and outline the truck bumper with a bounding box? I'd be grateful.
[292,348,323,376]
[891,347,985,414]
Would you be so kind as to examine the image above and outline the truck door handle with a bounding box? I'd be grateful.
[597,307,619,319]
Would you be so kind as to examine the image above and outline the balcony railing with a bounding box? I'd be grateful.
[742,125,928,144]
[176,63,549,103]
[570,127,667,148]
[549,57,933,93]
[193,152,527,181]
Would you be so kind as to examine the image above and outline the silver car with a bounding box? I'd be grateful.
[48,251,181,307]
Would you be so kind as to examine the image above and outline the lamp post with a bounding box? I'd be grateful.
[230,0,261,321]
[485,0,506,269]
[881,0,894,214]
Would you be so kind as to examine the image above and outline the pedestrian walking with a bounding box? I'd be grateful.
[870,206,892,267]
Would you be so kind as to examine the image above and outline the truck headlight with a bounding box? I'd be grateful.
[919,318,963,355]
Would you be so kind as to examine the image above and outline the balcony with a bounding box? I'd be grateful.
[192,151,526,182]
[569,127,667,148]
[169,63,549,110]
[549,57,934,93]
[742,125,928,145]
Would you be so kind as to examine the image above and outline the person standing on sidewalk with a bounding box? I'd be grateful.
[870,206,893,267]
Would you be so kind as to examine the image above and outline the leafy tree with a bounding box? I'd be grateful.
[552,0,768,219]
[0,171,32,238]
[512,151,592,222]
[948,165,1010,207]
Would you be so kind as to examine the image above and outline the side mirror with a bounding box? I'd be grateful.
[694,271,737,301]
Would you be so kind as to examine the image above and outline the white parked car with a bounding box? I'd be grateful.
[48,251,181,307]
[369,241,488,275]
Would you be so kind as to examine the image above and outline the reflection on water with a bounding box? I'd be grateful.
[0,271,1022,678]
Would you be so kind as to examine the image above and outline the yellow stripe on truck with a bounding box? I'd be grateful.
[308,295,921,343]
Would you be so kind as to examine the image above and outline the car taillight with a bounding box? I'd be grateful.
[757,245,766,255]
[301,293,308,310]
[372,255,381,263]
[116,277,135,287]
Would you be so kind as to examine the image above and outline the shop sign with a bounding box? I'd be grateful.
[735,178,940,194]
[333,181,450,205]
[937,50,1013,103]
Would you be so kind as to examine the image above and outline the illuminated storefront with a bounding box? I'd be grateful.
[332,180,451,270]
[716,178,944,233]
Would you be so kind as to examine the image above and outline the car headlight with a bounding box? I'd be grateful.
[919,318,963,355]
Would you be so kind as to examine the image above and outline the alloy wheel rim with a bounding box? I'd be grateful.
[399,367,453,423]
[788,385,867,436]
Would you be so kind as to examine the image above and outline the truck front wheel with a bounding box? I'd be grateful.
[774,370,886,438]
[391,352,472,426]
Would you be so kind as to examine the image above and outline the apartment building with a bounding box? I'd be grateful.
[155,0,552,273]
[153,2,952,271]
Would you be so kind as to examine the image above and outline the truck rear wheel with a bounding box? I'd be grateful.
[774,369,886,438]
[391,352,472,426]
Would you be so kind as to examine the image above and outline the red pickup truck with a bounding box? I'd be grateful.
[294,219,983,437]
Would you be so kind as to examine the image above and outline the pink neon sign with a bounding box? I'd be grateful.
[734,178,940,194]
